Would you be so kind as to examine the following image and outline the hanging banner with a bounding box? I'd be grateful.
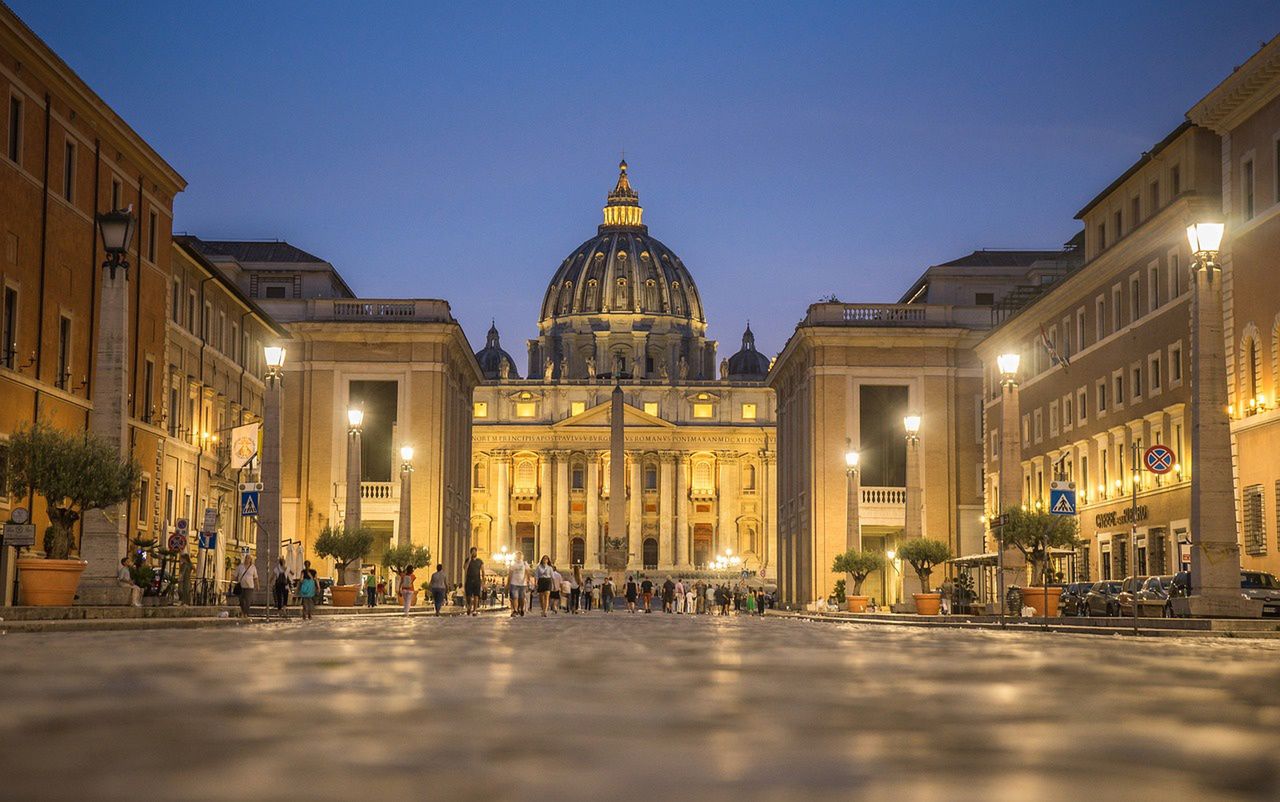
[230,423,260,470]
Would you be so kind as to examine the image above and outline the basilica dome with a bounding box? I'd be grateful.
[538,161,704,326]
[474,322,519,380]
[726,324,770,379]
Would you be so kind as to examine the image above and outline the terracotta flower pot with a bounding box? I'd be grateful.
[846,595,869,613]
[913,592,942,615]
[1021,586,1060,617]
[330,584,360,607]
[17,558,87,606]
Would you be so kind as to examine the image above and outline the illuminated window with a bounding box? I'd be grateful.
[741,403,757,420]
[743,464,756,491]
[515,402,536,418]
[570,401,586,417]
[514,459,536,492]
[473,402,488,418]
[643,402,659,417]
[692,403,713,419]
[692,460,713,491]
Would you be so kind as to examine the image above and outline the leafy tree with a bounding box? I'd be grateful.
[897,537,952,593]
[4,422,140,560]
[381,543,431,571]
[831,549,886,595]
[314,524,374,583]
[992,507,1078,586]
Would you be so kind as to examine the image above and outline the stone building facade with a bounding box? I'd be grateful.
[471,164,777,575]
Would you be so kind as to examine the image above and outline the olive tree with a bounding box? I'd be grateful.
[896,537,952,593]
[831,549,886,596]
[314,524,375,584]
[993,507,1078,586]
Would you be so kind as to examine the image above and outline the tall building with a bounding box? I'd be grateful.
[1189,35,1280,579]
[769,247,1079,607]
[0,5,185,601]
[471,163,777,575]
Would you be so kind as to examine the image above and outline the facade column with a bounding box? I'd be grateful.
[555,451,570,565]
[761,449,777,579]
[628,454,642,564]
[585,452,600,567]
[538,452,552,562]
[716,451,738,555]
[675,453,689,567]
[344,419,363,584]
[997,377,1026,611]
[494,451,511,549]
[659,452,675,567]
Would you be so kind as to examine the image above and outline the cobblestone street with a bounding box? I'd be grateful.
[2,613,1278,801]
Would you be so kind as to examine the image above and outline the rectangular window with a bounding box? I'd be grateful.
[692,403,714,419]
[1113,210,1123,239]
[230,323,239,363]
[1170,343,1183,383]
[1244,484,1266,556]
[1062,394,1073,431]
[515,401,536,418]
[1114,373,1124,406]
[164,486,175,528]
[1131,196,1141,225]
[111,177,122,210]
[974,292,994,306]
[1077,387,1087,424]
[1096,222,1106,252]
[138,477,150,528]
[1149,179,1160,212]
[1097,378,1108,413]
[643,402,660,417]
[142,358,154,420]
[62,140,76,202]
[1111,285,1122,332]
[741,402,757,420]
[202,302,211,341]
[56,314,71,389]
[1147,263,1160,312]
[264,285,288,299]
[1076,308,1086,350]
[1130,275,1141,322]
[1169,252,1181,299]
[1095,297,1105,340]
[472,401,488,418]
[1150,354,1162,392]
[1033,408,1043,443]
[570,401,586,417]
[187,292,196,333]
[168,386,180,436]
[1171,164,1181,196]
[2,286,16,369]
[1049,401,1059,437]
[1081,455,1090,496]
[171,279,181,323]
[1243,158,1256,219]
[6,95,20,164]
[1132,365,1142,400]
[148,210,158,262]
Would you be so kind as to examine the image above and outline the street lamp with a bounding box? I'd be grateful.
[845,439,861,550]
[398,444,414,547]
[903,414,921,444]
[901,412,924,608]
[994,351,1025,623]
[347,407,365,434]
[1181,220,1258,617]
[264,346,286,381]
[343,405,364,584]
[96,208,135,279]
[255,343,285,618]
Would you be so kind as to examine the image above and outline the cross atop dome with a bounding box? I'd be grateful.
[603,159,644,229]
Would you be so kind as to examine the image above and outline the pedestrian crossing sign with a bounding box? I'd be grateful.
[240,489,260,517]
[1049,480,1076,516]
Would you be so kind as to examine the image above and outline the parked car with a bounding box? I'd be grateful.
[1058,582,1093,616]
[1115,575,1152,617]
[1165,570,1279,617]
[1082,580,1123,616]
[1137,575,1177,617]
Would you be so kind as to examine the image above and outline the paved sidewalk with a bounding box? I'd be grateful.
[1,613,1277,801]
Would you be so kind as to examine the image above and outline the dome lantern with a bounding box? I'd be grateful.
[602,160,644,230]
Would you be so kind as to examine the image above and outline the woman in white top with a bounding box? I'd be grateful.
[534,556,556,617]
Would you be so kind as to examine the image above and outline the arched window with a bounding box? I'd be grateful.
[743,464,756,492]
[643,538,659,569]
[571,464,585,490]
[571,537,585,566]
[514,459,536,492]
[559,282,573,314]
[615,278,629,308]
[692,459,713,492]
[1249,338,1259,399]
[644,463,658,491]
[472,462,486,489]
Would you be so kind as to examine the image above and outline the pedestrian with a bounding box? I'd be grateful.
[508,552,529,617]
[117,557,142,607]
[745,590,757,615]
[177,553,194,606]
[705,582,716,615]
[570,566,582,613]
[640,576,654,613]
[601,576,615,612]
[364,572,377,607]
[273,556,291,611]
[428,563,449,614]
[756,589,766,616]
[396,563,417,615]
[550,566,563,613]
[582,576,594,612]
[662,577,676,613]
[463,546,485,615]
[234,554,257,618]
[560,572,573,613]
[624,575,638,613]
[674,578,685,613]
[535,556,556,617]
[298,560,319,620]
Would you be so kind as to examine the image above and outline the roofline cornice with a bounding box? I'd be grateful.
[1188,34,1280,133]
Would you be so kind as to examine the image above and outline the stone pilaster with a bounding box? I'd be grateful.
[539,453,552,561]
[675,453,689,567]
[554,450,570,565]
[628,453,642,564]
[585,452,600,567]
[659,451,676,566]
[255,377,283,603]
[494,450,511,549]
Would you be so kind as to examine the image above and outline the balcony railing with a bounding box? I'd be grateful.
[300,298,455,323]
[861,486,906,505]
[360,482,398,501]
[804,303,993,329]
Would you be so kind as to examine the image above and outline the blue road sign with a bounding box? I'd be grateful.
[1144,445,1175,475]
[1049,480,1076,516]
[198,532,217,550]
[240,490,260,517]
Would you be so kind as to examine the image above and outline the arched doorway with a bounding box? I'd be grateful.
[571,537,585,566]
[693,524,713,567]
[643,538,658,569]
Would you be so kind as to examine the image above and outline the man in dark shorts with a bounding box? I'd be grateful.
[463,547,484,615]
[640,577,655,613]
[662,577,676,613]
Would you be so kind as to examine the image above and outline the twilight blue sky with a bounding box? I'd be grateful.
[12,1,1280,360]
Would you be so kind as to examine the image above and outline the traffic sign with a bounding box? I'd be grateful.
[988,513,1007,528]
[11,507,30,525]
[175,518,189,534]
[197,532,217,550]
[240,489,260,517]
[1049,480,1077,516]
[2,523,36,547]
[201,507,218,534]
[167,532,188,551]
[1144,445,1176,475]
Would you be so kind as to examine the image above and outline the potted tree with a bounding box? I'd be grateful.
[381,543,431,606]
[314,524,374,607]
[993,506,1078,616]
[897,537,952,615]
[832,549,885,612]
[5,422,140,606]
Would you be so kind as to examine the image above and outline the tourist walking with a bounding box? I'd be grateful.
[662,577,676,613]
[624,575,638,613]
[570,566,582,613]
[560,572,573,613]
[396,564,417,615]
[601,576,615,612]
[233,554,257,618]
[535,556,556,616]
[177,553,194,606]
[364,573,377,607]
[463,546,484,615]
[272,556,291,611]
[582,576,594,611]
[428,563,449,614]
[674,579,685,613]
[640,576,655,612]
[685,584,696,615]
[298,560,319,620]
[508,552,529,617]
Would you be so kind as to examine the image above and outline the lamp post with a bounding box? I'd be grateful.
[399,444,414,547]
[77,209,136,604]
[255,345,285,616]
[900,414,923,608]
[994,352,1025,622]
[1182,222,1260,617]
[845,440,861,550]
[344,406,364,585]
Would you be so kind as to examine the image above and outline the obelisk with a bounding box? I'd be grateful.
[609,383,627,564]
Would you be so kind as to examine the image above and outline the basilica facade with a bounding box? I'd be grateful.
[470,164,777,575]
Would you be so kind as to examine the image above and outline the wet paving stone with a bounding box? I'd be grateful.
[1,613,1278,801]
